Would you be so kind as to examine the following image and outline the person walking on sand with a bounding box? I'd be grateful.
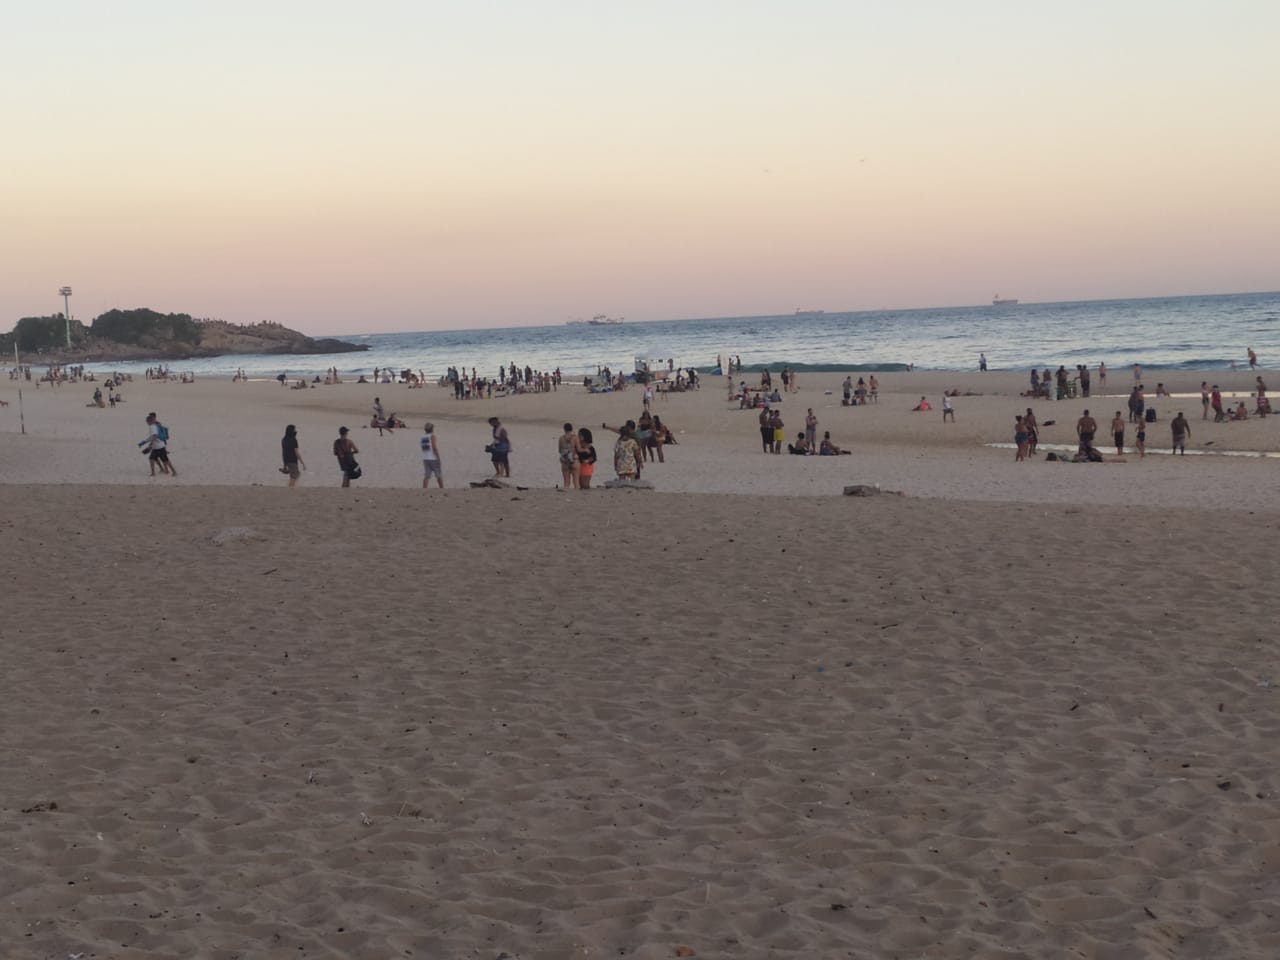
[281,424,305,487]
[1098,361,1106,391]
[333,426,360,486]
[1023,408,1039,455]
[1076,409,1097,454]
[942,394,955,422]
[979,353,987,372]
[1201,381,1211,419]
[140,412,176,477]
[488,416,511,477]
[1110,411,1125,455]
[1171,412,1190,455]
[805,408,818,450]
[420,422,443,488]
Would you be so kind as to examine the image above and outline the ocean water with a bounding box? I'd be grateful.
[78,291,1278,381]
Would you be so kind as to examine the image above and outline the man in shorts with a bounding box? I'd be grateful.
[420,422,443,488]
[1171,412,1190,455]
[488,416,510,477]
[142,412,176,477]
[1075,409,1097,455]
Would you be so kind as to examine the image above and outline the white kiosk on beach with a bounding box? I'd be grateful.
[635,354,676,381]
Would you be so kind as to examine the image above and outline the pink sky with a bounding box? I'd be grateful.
[4,2,1278,335]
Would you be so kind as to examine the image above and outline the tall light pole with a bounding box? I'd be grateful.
[58,286,73,347]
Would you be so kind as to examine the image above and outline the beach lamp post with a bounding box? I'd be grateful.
[59,286,73,347]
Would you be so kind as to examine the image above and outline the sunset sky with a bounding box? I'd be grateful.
[4,1,1278,335]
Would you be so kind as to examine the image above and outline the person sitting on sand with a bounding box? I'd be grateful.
[1156,383,1170,397]
[818,431,852,455]
[787,431,811,455]
[1231,402,1249,421]
[913,396,931,411]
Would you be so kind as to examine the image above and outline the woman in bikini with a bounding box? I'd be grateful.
[558,423,580,489]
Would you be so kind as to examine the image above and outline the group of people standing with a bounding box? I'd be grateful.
[601,410,675,481]
[557,424,598,489]
[1028,364,1098,400]
[277,415,517,489]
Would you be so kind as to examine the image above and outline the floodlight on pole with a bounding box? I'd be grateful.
[59,286,73,347]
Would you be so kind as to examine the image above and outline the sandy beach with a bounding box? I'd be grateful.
[1,366,1276,506]
[2,368,1279,958]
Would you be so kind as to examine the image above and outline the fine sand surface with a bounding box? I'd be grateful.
[1,487,1279,959]
[2,368,1278,958]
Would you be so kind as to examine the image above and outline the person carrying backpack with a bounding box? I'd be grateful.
[140,412,177,477]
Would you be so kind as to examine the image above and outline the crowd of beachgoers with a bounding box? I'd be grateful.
[4,346,1273,499]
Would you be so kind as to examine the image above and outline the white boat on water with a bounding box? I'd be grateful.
[992,295,1018,306]
[588,314,624,325]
